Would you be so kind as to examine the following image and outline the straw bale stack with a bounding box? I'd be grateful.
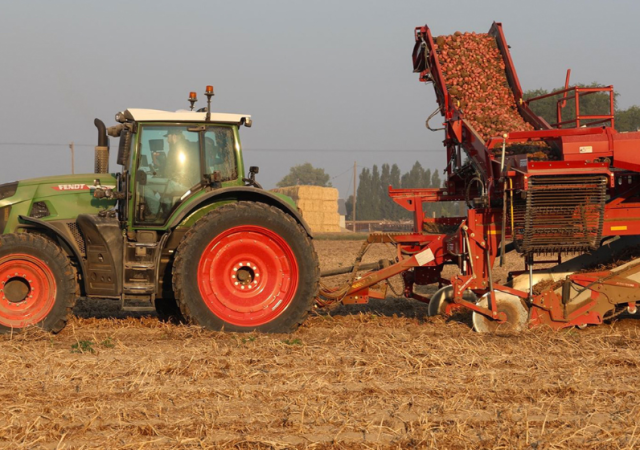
[271,186,340,232]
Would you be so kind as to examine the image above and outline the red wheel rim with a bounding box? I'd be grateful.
[0,254,57,328]
[197,225,299,327]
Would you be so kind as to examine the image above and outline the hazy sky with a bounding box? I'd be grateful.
[1,0,639,198]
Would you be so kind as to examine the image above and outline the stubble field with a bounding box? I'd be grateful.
[1,240,640,449]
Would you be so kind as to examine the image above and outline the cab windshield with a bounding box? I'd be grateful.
[134,124,237,224]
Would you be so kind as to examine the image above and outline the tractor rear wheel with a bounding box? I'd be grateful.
[172,202,319,333]
[0,234,77,333]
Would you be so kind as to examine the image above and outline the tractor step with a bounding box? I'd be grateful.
[123,283,156,294]
[121,293,155,311]
[122,239,160,302]
[122,306,156,312]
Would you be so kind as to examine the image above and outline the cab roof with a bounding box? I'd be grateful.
[125,108,251,125]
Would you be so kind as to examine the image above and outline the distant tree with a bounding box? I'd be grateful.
[431,170,441,190]
[345,195,354,220]
[355,167,374,220]
[369,165,382,220]
[402,161,426,189]
[616,106,640,132]
[388,164,402,219]
[276,163,331,187]
[423,168,432,189]
[389,164,402,190]
[379,164,390,219]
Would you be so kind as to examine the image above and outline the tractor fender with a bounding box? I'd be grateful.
[17,215,88,292]
[169,186,313,237]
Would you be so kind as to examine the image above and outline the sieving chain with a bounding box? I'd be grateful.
[602,306,629,321]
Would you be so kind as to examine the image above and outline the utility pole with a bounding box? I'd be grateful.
[69,142,75,174]
[352,161,357,232]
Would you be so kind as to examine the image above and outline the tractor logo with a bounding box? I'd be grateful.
[52,184,116,191]
[52,184,90,191]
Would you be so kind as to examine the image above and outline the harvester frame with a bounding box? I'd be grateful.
[320,22,640,332]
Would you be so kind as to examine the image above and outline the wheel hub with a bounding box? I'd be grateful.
[231,262,260,290]
[4,276,31,303]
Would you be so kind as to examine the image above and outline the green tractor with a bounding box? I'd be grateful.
[0,87,319,333]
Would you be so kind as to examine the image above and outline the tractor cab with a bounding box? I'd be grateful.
[100,87,254,230]
[113,110,249,226]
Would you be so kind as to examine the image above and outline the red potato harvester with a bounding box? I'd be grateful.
[317,22,640,332]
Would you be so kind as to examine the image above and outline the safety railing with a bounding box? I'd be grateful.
[526,85,615,129]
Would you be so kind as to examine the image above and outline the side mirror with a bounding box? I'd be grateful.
[136,169,147,186]
[243,166,262,189]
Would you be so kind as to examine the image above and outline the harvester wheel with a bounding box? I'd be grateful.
[0,234,77,333]
[172,202,319,333]
[472,292,529,333]
[428,285,476,317]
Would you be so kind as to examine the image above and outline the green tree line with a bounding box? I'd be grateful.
[345,161,459,221]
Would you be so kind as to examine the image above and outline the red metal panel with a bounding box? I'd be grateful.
[611,131,640,172]
[561,134,611,160]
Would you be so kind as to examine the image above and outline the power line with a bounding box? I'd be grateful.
[331,166,353,180]
[0,142,443,153]
[0,142,94,147]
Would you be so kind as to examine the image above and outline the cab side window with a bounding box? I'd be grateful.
[203,127,237,181]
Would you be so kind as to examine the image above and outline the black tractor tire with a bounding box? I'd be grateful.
[172,202,319,333]
[0,233,77,333]
[154,296,184,324]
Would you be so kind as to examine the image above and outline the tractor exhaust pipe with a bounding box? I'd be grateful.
[94,118,109,174]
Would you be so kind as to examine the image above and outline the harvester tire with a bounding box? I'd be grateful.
[472,292,529,333]
[0,233,77,333]
[428,285,476,317]
[172,202,319,333]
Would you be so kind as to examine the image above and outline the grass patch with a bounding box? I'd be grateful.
[100,337,116,348]
[71,340,95,354]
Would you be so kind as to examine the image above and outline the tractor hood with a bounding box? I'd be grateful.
[17,172,117,190]
[0,173,118,234]
[0,173,117,207]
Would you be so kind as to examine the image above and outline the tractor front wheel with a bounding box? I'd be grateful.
[172,202,319,333]
[0,234,77,333]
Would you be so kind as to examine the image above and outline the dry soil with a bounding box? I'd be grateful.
[1,240,639,449]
